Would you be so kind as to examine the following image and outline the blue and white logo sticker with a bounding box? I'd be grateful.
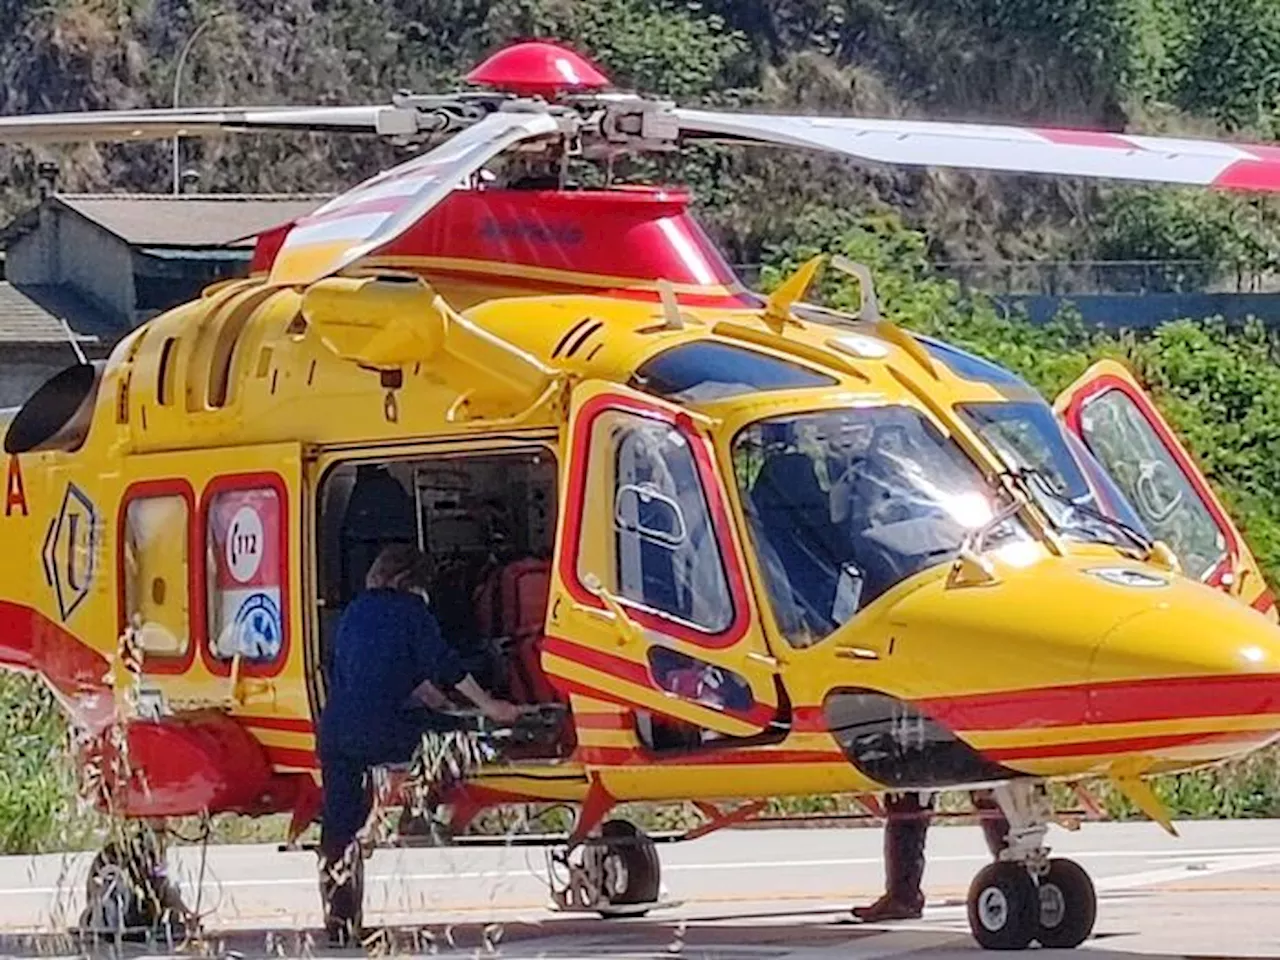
[231,591,283,659]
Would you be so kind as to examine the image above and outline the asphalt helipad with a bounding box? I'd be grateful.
[0,819,1277,957]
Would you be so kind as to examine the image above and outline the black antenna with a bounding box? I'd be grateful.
[59,317,88,366]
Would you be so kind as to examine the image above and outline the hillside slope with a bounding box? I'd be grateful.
[4,0,1280,269]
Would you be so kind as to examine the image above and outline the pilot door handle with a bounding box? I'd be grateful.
[580,574,644,648]
[834,643,883,662]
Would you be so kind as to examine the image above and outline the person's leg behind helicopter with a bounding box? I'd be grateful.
[853,790,1009,922]
[317,752,374,946]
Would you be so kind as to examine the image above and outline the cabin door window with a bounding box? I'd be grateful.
[206,485,286,665]
[121,486,194,667]
[582,409,735,634]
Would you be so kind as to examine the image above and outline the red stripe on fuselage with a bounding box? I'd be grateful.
[543,634,776,728]
[264,746,318,769]
[542,635,653,686]
[240,715,315,734]
[575,745,845,767]
[792,672,1280,738]
[573,712,635,730]
[985,729,1271,763]
[919,672,1280,732]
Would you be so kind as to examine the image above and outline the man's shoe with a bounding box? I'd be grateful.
[851,893,924,922]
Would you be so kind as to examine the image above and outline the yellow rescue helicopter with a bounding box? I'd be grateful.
[3,39,1280,951]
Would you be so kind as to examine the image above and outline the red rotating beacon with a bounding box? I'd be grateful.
[466,41,612,99]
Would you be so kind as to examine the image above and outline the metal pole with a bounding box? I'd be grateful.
[172,15,220,194]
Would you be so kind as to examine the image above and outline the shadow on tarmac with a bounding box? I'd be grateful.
[0,911,1198,960]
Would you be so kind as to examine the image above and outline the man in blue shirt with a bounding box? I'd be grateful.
[317,544,521,944]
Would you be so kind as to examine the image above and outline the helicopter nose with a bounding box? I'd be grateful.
[1087,582,1280,764]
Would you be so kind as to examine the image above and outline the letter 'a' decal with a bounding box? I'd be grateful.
[4,456,27,518]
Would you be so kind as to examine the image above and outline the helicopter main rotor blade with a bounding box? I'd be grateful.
[0,105,399,144]
[269,109,562,286]
[672,109,1280,192]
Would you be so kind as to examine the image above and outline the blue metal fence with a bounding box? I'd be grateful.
[733,260,1280,328]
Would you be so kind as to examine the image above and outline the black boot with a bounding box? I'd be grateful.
[319,842,365,946]
[853,794,930,922]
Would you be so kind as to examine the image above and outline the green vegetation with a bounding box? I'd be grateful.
[0,676,92,853]
[5,0,1280,848]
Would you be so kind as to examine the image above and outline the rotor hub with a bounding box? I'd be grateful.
[466,41,611,99]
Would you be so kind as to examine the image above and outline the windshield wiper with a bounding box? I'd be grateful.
[958,497,1025,557]
[1003,466,1153,554]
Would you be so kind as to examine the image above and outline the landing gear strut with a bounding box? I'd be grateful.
[966,783,1097,951]
[548,819,663,917]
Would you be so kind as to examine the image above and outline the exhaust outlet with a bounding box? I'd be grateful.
[3,362,104,455]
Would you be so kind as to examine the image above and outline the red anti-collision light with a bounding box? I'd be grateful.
[466,41,611,98]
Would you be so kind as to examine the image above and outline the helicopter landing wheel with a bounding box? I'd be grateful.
[967,862,1039,950]
[547,819,662,916]
[1035,858,1096,948]
[587,820,661,918]
[77,827,191,943]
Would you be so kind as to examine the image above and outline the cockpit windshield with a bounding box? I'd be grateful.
[732,406,1028,648]
[958,401,1151,549]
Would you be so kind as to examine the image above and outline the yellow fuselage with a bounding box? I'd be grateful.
[2,273,1278,818]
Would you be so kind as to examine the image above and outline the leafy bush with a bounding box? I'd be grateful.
[1089,189,1280,290]
[1170,0,1280,132]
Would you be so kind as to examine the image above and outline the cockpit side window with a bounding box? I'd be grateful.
[578,410,735,633]
[961,401,1087,499]
[733,406,1024,648]
[631,341,837,404]
[1077,388,1225,579]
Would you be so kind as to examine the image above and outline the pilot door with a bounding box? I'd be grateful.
[544,381,783,741]
[1055,360,1275,617]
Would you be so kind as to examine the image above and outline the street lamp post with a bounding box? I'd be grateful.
[172,14,221,195]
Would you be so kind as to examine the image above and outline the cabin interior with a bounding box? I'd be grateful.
[314,445,732,760]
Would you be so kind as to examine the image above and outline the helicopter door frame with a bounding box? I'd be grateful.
[546,379,782,740]
[1054,359,1274,615]
[303,432,560,722]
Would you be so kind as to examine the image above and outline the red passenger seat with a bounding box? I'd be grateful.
[473,557,558,704]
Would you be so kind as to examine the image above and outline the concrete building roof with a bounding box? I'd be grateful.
[0,282,104,345]
[51,193,332,248]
